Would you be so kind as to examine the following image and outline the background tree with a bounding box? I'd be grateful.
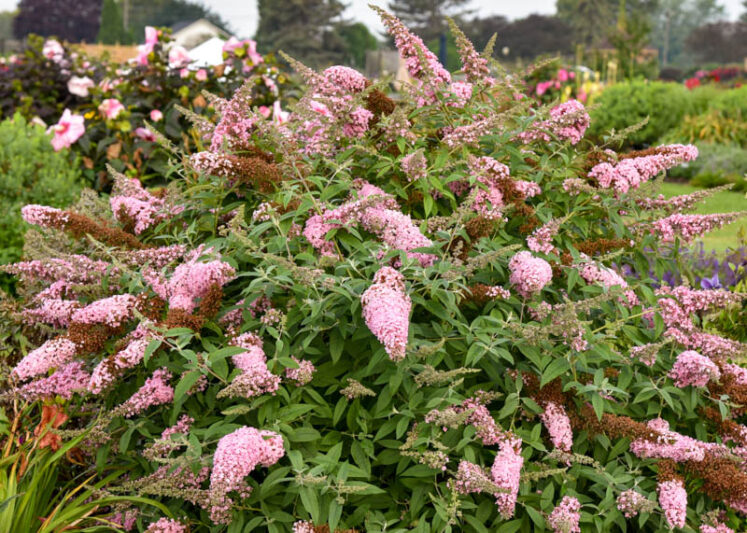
[557,0,614,47]
[13,0,102,42]
[338,22,379,69]
[686,20,747,63]
[123,0,230,42]
[467,15,573,60]
[608,0,654,78]
[98,0,132,45]
[388,0,473,42]
[650,0,724,66]
[255,0,347,67]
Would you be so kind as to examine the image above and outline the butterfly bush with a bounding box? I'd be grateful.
[3,8,747,532]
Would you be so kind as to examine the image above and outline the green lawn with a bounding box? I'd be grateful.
[658,182,747,251]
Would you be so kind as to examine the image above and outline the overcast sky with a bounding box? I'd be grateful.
[0,0,744,38]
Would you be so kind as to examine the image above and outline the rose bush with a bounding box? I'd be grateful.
[2,9,747,533]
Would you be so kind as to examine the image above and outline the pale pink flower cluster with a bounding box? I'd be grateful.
[209,426,284,523]
[123,245,188,268]
[304,182,436,266]
[110,509,139,531]
[441,115,496,148]
[208,90,260,151]
[547,496,581,533]
[459,397,502,445]
[401,149,427,182]
[376,8,450,86]
[669,350,720,388]
[285,356,315,386]
[145,518,187,533]
[656,286,745,355]
[485,286,511,299]
[562,178,589,195]
[616,489,651,518]
[527,219,560,255]
[467,156,511,220]
[361,267,411,361]
[578,259,638,306]
[589,144,698,194]
[228,333,280,397]
[318,65,368,95]
[342,106,374,138]
[508,251,553,298]
[514,180,542,198]
[453,460,491,494]
[70,294,136,328]
[4,255,110,284]
[658,479,687,529]
[630,343,660,367]
[630,418,705,462]
[491,434,524,518]
[161,415,194,441]
[292,521,315,533]
[687,332,746,360]
[700,522,735,533]
[449,81,473,107]
[22,298,80,328]
[88,338,150,393]
[454,36,493,84]
[18,361,90,400]
[146,253,235,313]
[110,177,182,234]
[548,100,590,144]
[119,368,174,418]
[520,100,589,145]
[12,337,78,381]
[48,109,85,151]
[651,212,745,243]
[540,402,573,452]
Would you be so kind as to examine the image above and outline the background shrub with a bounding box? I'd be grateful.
[588,80,692,147]
[0,113,81,270]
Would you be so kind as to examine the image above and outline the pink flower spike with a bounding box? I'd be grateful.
[361,267,411,361]
[209,427,284,523]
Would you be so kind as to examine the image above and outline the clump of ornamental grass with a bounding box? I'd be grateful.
[2,7,747,532]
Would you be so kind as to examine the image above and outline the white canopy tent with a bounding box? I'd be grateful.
[188,37,226,68]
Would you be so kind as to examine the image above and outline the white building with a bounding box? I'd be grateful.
[171,19,231,49]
